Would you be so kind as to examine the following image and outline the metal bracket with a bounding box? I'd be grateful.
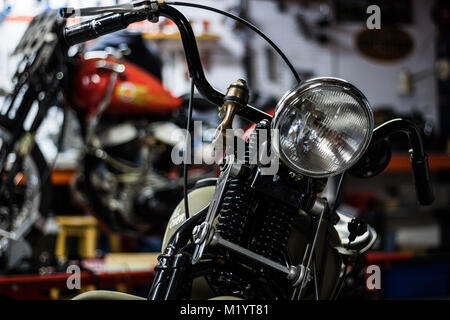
[191,154,235,264]
[211,233,310,287]
[293,197,328,299]
[291,265,311,288]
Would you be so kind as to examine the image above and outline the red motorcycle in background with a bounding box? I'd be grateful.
[0,10,216,272]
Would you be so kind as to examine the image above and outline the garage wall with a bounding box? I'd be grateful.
[0,0,245,94]
[0,0,439,128]
[249,0,438,128]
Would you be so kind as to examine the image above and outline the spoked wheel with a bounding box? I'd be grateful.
[0,116,51,272]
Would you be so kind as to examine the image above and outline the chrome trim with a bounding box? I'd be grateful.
[96,60,126,73]
[0,211,39,240]
[271,77,374,178]
[212,233,309,287]
[308,197,328,217]
[212,233,290,274]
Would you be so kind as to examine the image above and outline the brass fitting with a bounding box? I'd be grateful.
[214,79,249,144]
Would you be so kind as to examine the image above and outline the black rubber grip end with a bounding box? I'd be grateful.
[411,154,434,206]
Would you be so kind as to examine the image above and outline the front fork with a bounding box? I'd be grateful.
[148,206,208,300]
[147,196,330,300]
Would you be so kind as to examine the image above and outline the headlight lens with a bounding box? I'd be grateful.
[272,78,374,178]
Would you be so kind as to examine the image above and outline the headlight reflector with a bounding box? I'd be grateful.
[272,78,373,178]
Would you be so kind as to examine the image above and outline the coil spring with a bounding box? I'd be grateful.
[215,178,253,244]
[251,202,296,264]
[248,118,270,166]
[212,121,295,296]
[215,128,255,244]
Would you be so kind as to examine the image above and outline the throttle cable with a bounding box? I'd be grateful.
[183,76,195,221]
[169,1,302,84]
[170,1,302,220]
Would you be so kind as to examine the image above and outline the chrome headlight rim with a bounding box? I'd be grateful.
[272,77,374,178]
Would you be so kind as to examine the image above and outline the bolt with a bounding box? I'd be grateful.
[192,225,200,238]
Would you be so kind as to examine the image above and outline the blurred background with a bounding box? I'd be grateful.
[0,0,449,300]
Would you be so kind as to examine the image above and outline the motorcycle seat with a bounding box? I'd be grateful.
[333,210,377,255]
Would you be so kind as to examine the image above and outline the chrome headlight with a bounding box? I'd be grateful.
[272,78,374,178]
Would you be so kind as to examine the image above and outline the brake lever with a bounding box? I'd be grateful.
[410,153,434,205]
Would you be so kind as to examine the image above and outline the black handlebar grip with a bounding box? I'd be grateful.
[63,12,145,46]
[410,154,434,205]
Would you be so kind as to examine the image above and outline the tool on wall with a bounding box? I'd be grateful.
[397,59,450,96]
[295,2,332,45]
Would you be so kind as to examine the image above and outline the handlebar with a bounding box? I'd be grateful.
[61,3,271,123]
[61,3,433,206]
[63,12,146,46]
[370,118,434,205]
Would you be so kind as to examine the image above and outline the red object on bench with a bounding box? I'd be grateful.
[0,270,154,300]
[366,251,414,267]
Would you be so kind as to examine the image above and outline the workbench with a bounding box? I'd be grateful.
[0,269,154,300]
[0,254,159,300]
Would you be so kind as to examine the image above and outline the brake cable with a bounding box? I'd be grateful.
[170,0,302,224]
[169,1,302,84]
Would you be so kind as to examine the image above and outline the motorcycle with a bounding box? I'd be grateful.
[10,0,436,299]
[0,8,217,272]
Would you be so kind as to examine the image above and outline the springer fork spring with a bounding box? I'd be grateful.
[251,201,296,265]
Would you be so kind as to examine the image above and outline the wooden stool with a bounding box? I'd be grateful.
[108,233,122,253]
[55,216,98,261]
[53,216,98,299]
